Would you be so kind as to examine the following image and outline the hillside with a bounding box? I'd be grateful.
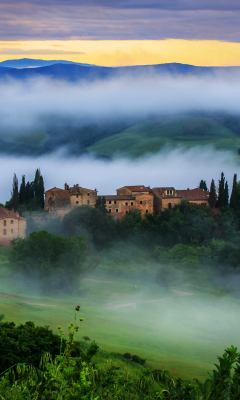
[87,116,240,158]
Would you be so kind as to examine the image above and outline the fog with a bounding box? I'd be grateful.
[1,73,240,133]
[0,146,239,203]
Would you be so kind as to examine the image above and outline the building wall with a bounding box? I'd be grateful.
[105,199,136,219]
[162,197,182,210]
[162,197,209,210]
[0,217,26,246]
[135,194,154,216]
[70,189,97,208]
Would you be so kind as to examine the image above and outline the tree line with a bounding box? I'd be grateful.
[5,169,45,213]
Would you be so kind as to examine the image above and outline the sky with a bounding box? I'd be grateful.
[1,1,240,66]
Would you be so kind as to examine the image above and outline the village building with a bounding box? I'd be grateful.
[152,187,209,214]
[0,207,26,246]
[44,183,98,217]
[102,185,154,219]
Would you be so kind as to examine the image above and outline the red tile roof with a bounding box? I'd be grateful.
[177,188,209,201]
[0,207,26,220]
[124,185,150,192]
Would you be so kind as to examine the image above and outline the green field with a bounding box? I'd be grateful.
[1,266,239,382]
[87,116,240,158]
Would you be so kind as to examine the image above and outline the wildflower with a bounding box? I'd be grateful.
[80,318,84,321]
[57,326,61,330]
[70,322,74,326]
[75,305,81,311]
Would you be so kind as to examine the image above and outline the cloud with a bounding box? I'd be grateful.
[0,48,84,55]
[0,3,239,41]
[1,73,240,132]
[4,1,240,11]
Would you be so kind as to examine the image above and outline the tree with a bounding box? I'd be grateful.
[11,173,18,212]
[10,230,92,293]
[209,179,217,208]
[224,180,229,207]
[199,179,208,191]
[218,172,225,208]
[230,174,239,213]
[19,175,26,205]
[0,320,65,375]
[95,196,108,214]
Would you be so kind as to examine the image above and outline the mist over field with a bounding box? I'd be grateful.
[0,146,239,203]
[0,73,240,134]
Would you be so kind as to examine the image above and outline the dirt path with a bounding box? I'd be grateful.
[0,292,56,307]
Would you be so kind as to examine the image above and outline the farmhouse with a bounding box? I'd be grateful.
[0,207,26,246]
[152,187,209,214]
[102,185,154,219]
[44,183,98,217]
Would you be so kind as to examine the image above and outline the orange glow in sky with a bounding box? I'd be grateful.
[1,39,240,67]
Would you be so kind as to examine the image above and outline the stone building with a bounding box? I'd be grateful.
[0,207,26,246]
[44,183,98,217]
[102,185,154,219]
[152,187,209,214]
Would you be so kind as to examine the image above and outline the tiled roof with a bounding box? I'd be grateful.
[101,195,135,201]
[177,188,209,201]
[124,186,150,192]
[0,207,26,220]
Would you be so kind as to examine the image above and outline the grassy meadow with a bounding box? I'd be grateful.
[87,116,240,158]
[1,245,240,382]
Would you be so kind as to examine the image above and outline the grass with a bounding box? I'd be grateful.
[87,116,240,158]
[1,260,240,382]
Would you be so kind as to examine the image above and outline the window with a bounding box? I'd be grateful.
[146,210,148,213]
[3,229,6,235]
[114,201,116,204]
[76,201,79,204]
[168,203,172,209]
[140,201,142,205]
[11,220,13,224]
[126,211,128,214]
[131,202,133,206]
[3,220,6,226]
[167,190,173,195]
[116,209,118,213]
[87,193,90,196]
[125,202,128,206]
[109,200,112,204]
[109,208,111,213]
[87,200,90,205]
[76,194,79,198]
[11,229,13,233]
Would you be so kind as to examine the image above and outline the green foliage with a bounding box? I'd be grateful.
[209,179,216,208]
[199,180,208,191]
[0,320,64,375]
[1,307,240,399]
[230,174,239,214]
[11,173,18,212]
[10,230,90,293]
[63,205,116,248]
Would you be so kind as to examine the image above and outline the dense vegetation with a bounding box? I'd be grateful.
[1,307,240,399]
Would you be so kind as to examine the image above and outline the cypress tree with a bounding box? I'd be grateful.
[11,173,18,212]
[218,172,225,208]
[224,181,229,207]
[199,180,208,191]
[209,179,216,208]
[19,175,26,205]
[230,174,239,213]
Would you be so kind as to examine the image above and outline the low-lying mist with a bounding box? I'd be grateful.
[0,73,240,134]
[0,146,239,204]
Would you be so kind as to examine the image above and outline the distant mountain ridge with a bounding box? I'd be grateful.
[0,58,96,68]
[0,59,240,82]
